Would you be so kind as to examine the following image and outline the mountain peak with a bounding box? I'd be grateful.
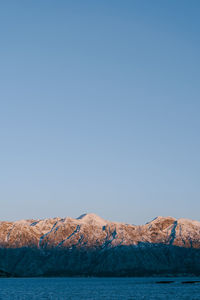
[77,213,107,225]
[151,216,176,222]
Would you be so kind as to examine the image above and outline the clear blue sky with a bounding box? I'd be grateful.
[0,1,200,224]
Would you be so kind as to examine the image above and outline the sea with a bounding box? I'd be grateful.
[0,277,200,299]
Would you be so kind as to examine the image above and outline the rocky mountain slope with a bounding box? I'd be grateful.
[0,213,200,276]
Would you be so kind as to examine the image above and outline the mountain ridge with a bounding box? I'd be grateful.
[1,213,200,249]
[0,213,200,277]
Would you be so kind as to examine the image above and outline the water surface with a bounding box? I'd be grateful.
[0,277,200,299]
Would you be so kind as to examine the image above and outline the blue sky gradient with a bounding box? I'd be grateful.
[0,1,200,224]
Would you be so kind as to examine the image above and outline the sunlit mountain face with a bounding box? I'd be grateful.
[1,213,200,249]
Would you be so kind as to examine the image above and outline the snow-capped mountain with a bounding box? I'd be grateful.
[0,214,200,276]
[1,213,200,249]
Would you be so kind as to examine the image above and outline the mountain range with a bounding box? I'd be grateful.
[0,213,200,277]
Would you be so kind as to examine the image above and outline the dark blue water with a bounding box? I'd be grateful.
[0,277,200,299]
